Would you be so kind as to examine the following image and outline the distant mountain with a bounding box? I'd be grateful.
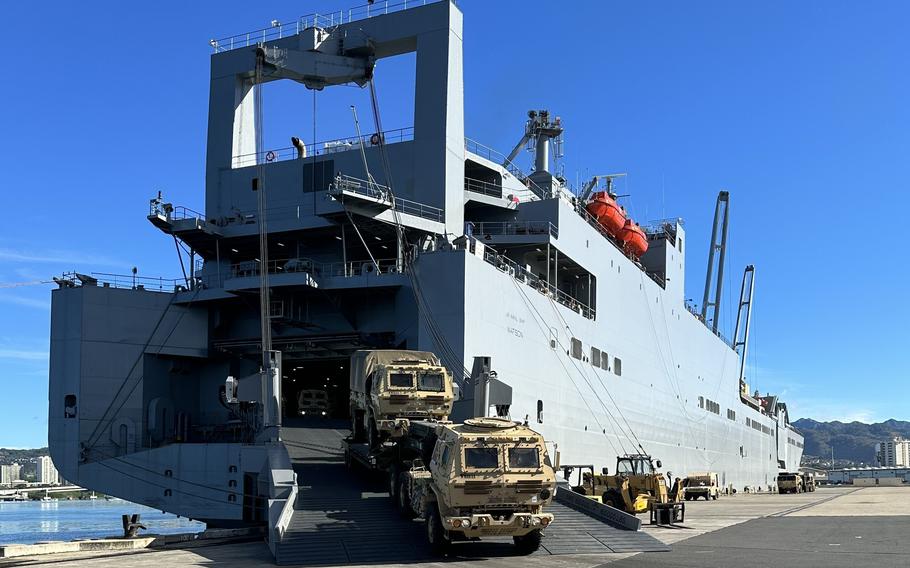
[794,418,910,464]
[0,447,50,465]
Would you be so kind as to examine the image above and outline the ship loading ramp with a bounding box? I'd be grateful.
[275,421,669,565]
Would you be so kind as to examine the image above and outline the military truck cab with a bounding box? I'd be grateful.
[398,417,556,555]
[297,389,329,417]
[777,472,801,494]
[349,350,454,447]
[684,472,720,501]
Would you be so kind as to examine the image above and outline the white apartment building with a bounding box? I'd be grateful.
[1,463,22,486]
[37,456,60,485]
[876,438,910,467]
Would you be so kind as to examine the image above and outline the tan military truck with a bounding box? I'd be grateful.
[777,472,801,494]
[395,417,557,555]
[349,350,455,447]
[683,471,720,501]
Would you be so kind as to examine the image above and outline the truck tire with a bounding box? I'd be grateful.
[368,415,380,450]
[602,489,624,511]
[388,466,399,500]
[426,506,449,556]
[397,478,417,519]
[514,529,542,554]
[351,410,365,442]
[711,493,718,500]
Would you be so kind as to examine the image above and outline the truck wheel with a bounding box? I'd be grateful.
[602,489,624,510]
[397,478,417,519]
[351,410,364,442]
[368,417,380,450]
[388,467,399,500]
[711,494,718,501]
[426,506,449,556]
[513,529,542,554]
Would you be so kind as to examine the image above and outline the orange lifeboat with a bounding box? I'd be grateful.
[585,191,627,237]
[619,219,648,258]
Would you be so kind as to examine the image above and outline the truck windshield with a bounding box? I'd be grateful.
[418,373,444,392]
[389,373,413,388]
[508,447,539,469]
[464,447,499,469]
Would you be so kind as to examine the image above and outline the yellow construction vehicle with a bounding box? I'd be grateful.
[567,454,685,525]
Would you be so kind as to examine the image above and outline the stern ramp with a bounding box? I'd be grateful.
[276,423,667,565]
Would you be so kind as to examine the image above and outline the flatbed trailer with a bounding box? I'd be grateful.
[343,419,441,493]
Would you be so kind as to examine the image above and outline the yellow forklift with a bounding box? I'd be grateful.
[564,454,685,525]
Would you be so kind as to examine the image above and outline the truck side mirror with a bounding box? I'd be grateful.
[602,467,609,475]
[655,460,662,469]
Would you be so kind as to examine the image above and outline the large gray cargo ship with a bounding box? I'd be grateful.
[48,0,802,549]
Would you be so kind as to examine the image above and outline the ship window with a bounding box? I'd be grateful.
[571,338,582,359]
[591,347,601,368]
[418,373,444,392]
[389,373,413,388]
[698,396,705,409]
[613,357,622,376]
[508,447,540,469]
[600,352,609,371]
[679,237,683,253]
[537,400,544,424]
[464,447,499,469]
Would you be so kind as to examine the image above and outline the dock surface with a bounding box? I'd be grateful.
[5,441,910,568]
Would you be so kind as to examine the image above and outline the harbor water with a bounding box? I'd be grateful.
[0,499,205,546]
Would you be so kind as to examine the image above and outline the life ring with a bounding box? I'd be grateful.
[370,133,381,145]
[265,150,276,162]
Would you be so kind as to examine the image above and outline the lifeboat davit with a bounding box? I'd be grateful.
[585,191,626,237]
[619,219,648,258]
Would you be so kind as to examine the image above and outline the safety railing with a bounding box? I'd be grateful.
[211,0,439,53]
[229,257,402,280]
[231,127,414,168]
[463,138,548,201]
[468,221,558,239]
[58,272,185,292]
[459,243,594,320]
[641,218,681,245]
[463,177,502,198]
[330,174,443,222]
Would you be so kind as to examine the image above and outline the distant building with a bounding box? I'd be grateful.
[828,466,910,485]
[1,463,22,486]
[37,456,60,485]
[876,438,910,467]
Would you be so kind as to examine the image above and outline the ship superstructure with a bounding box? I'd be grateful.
[48,0,802,552]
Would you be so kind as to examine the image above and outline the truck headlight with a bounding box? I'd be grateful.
[540,517,551,527]
[539,489,551,500]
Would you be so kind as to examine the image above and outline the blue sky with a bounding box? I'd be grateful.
[1,0,908,447]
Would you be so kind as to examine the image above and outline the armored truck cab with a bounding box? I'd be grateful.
[777,472,801,494]
[684,471,719,501]
[399,417,556,555]
[349,350,454,446]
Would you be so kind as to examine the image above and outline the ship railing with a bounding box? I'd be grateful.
[471,245,595,320]
[641,218,682,244]
[463,177,503,198]
[331,174,444,222]
[229,257,403,280]
[231,127,414,168]
[463,138,550,201]
[58,271,186,292]
[468,221,558,239]
[211,0,438,53]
